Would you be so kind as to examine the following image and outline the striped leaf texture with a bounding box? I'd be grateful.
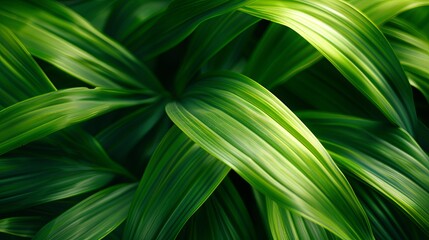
[1,0,428,239]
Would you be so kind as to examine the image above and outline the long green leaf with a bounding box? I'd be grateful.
[166,72,373,240]
[0,156,114,213]
[34,184,136,240]
[96,100,168,163]
[105,0,171,41]
[266,198,338,240]
[299,112,429,233]
[0,0,162,91]
[124,127,229,240]
[244,23,321,89]
[179,178,257,240]
[175,11,259,92]
[124,0,255,59]
[0,88,156,155]
[240,0,417,134]
[0,25,55,108]
[0,217,46,238]
[347,0,429,25]
[382,19,429,102]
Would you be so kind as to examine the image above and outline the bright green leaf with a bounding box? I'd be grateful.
[166,72,373,240]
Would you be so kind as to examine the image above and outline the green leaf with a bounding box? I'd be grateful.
[240,0,417,134]
[179,178,257,240]
[0,0,162,92]
[0,25,55,108]
[125,0,255,59]
[34,184,136,240]
[347,0,429,25]
[0,88,156,155]
[96,100,168,162]
[266,198,338,240]
[382,19,429,103]
[175,11,259,92]
[0,217,46,238]
[124,126,229,240]
[298,112,429,233]
[105,0,171,41]
[244,23,321,89]
[61,0,120,31]
[166,72,373,240]
[0,156,114,213]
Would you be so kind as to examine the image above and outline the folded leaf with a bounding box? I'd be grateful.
[34,184,136,240]
[166,72,373,240]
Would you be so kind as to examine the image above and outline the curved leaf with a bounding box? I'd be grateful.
[34,184,136,240]
[299,112,429,232]
[0,88,156,155]
[124,127,229,240]
[125,0,255,59]
[0,25,55,108]
[179,178,257,240]
[0,0,162,91]
[240,0,417,133]
[0,156,114,213]
[175,11,259,92]
[166,72,373,240]
[266,198,338,240]
[105,0,171,41]
[0,217,46,238]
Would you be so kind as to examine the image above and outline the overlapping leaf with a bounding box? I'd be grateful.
[240,0,417,134]
[299,112,429,233]
[179,178,257,240]
[0,0,162,91]
[0,88,156,155]
[34,184,136,240]
[0,156,114,213]
[124,127,229,240]
[175,12,259,92]
[266,198,338,240]
[0,217,46,238]
[124,0,255,59]
[166,72,373,240]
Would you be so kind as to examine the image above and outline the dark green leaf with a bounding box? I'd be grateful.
[34,184,137,240]
[124,127,229,240]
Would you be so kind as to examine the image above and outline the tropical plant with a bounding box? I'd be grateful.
[1,0,429,239]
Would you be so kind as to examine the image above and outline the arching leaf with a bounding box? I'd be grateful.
[166,72,373,240]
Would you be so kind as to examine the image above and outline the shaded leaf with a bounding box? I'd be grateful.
[34,184,136,240]
[0,217,46,238]
[0,156,114,213]
[0,88,156,155]
[179,178,257,240]
[125,0,255,59]
[124,127,229,240]
[299,111,429,233]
